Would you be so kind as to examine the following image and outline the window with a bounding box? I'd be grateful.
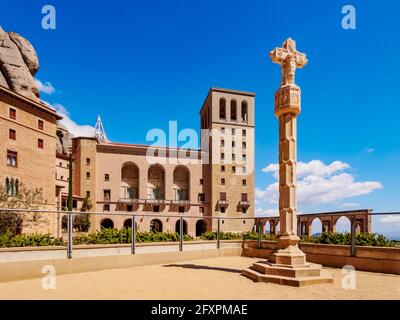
[230,100,237,121]
[178,206,185,213]
[242,179,247,186]
[221,139,225,147]
[9,108,16,120]
[198,193,206,202]
[199,207,204,213]
[103,190,111,201]
[241,101,248,122]
[9,129,16,140]
[232,141,235,148]
[241,193,248,201]
[200,179,204,185]
[232,153,236,161]
[242,142,246,149]
[219,98,226,119]
[220,127,225,134]
[86,172,90,179]
[221,178,225,185]
[7,150,17,167]
[243,154,247,161]
[38,119,44,130]
[127,205,133,212]
[153,206,160,213]
[5,178,19,196]
[242,129,246,137]
[103,204,110,212]
[242,207,248,214]
[220,192,227,201]
[232,166,236,173]
[221,153,225,160]
[38,139,44,149]
[86,158,91,165]
[105,174,110,181]
[221,165,225,172]
[221,207,226,214]
[86,191,90,198]
[232,128,235,135]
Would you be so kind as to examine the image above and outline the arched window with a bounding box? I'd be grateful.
[100,218,114,229]
[148,165,165,200]
[173,166,190,201]
[121,162,139,200]
[15,179,19,195]
[5,178,10,195]
[219,98,226,119]
[150,219,163,233]
[230,99,237,121]
[241,101,248,122]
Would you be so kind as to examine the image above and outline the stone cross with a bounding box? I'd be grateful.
[270,38,308,86]
[270,38,307,250]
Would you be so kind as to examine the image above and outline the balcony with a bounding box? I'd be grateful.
[239,200,251,208]
[217,200,229,208]
[119,198,141,204]
[171,199,191,205]
[146,198,169,205]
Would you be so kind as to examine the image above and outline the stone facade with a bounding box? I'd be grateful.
[0,85,61,234]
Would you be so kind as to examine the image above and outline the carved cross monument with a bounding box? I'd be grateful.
[242,38,333,286]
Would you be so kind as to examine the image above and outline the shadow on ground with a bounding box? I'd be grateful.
[163,263,243,274]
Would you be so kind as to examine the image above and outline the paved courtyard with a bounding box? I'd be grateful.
[0,256,399,300]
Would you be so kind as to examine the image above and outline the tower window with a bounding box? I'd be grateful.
[219,98,226,119]
[241,101,248,122]
[105,174,110,181]
[230,99,237,121]
[86,158,91,165]
[86,172,91,179]
[38,119,44,130]
[242,179,247,186]
[221,165,225,172]
[9,108,16,120]
[221,178,225,185]
[9,129,16,140]
[38,139,44,149]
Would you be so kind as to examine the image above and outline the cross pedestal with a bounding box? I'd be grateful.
[242,38,333,287]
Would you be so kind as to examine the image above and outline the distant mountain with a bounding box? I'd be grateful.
[380,232,400,241]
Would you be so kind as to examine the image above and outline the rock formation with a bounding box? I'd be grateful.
[0,26,40,101]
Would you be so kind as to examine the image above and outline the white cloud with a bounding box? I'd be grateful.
[43,101,95,137]
[364,147,376,154]
[380,215,400,224]
[340,202,360,208]
[257,160,383,206]
[255,208,278,217]
[35,79,56,95]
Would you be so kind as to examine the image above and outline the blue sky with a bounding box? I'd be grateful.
[1,0,399,234]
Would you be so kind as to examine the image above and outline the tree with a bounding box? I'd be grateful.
[73,195,92,232]
[0,183,47,235]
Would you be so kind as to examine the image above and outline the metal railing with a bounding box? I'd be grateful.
[0,208,398,259]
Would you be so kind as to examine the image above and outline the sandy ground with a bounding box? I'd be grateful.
[0,256,399,300]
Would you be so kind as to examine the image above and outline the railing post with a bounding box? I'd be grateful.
[351,216,356,257]
[217,218,221,249]
[131,215,136,255]
[67,212,73,259]
[257,221,262,249]
[179,216,183,252]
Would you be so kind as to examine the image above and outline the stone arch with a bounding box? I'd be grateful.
[196,219,207,237]
[148,164,165,200]
[100,218,114,229]
[230,99,237,121]
[175,219,188,235]
[123,218,137,230]
[121,162,139,199]
[335,216,351,233]
[173,165,190,201]
[150,219,163,233]
[219,98,226,119]
[264,220,271,234]
[310,217,322,236]
[241,100,248,122]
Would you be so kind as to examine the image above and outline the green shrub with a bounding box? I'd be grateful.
[0,230,65,248]
[301,232,396,247]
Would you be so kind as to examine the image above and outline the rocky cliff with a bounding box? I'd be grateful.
[0,26,40,101]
